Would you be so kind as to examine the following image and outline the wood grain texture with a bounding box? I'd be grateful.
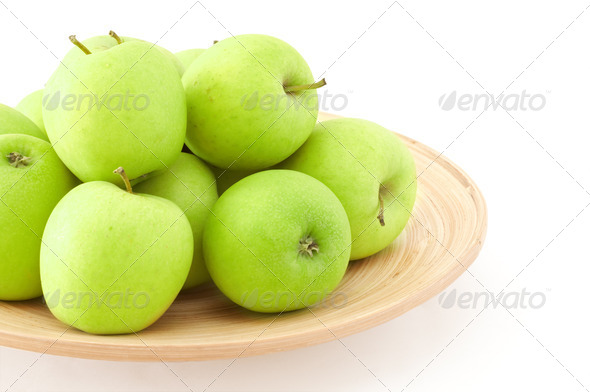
[0,112,487,361]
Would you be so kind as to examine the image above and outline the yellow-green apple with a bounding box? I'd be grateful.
[40,168,193,334]
[0,134,78,300]
[16,90,47,137]
[175,48,205,70]
[0,103,47,141]
[279,118,417,260]
[182,34,323,170]
[203,170,351,312]
[134,153,218,290]
[43,36,186,184]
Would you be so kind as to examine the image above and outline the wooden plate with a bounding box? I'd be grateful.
[0,112,487,361]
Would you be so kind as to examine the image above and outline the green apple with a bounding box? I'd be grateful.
[43,36,186,184]
[134,153,218,290]
[0,103,47,141]
[209,164,257,195]
[203,170,351,313]
[279,118,417,260]
[0,134,78,300]
[62,32,185,76]
[40,168,193,334]
[182,34,322,170]
[175,48,205,70]
[15,90,47,137]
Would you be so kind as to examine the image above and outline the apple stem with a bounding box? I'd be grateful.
[377,193,386,227]
[69,35,92,55]
[109,30,124,45]
[299,236,320,257]
[213,40,219,45]
[114,167,133,194]
[6,152,31,168]
[284,78,327,93]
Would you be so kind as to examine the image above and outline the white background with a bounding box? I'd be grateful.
[1,0,589,391]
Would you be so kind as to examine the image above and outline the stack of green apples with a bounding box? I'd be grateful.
[0,31,417,335]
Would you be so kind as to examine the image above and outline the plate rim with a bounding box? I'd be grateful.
[0,113,487,361]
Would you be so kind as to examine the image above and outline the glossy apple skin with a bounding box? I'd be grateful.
[15,90,47,137]
[175,48,206,70]
[0,103,47,141]
[0,134,79,300]
[40,182,193,334]
[43,40,186,184]
[182,34,318,171]
[203,170,351,313]
[134,153,218,290]
[279,118,417,260]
